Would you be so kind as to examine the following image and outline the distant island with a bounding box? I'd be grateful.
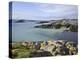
[9,19,43,23]
[34,19,78,32]
[15,20,26,23]
[9,19,78,32]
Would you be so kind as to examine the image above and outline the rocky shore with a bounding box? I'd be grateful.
[9,40,78,58]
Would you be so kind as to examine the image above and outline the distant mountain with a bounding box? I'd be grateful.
[9,19,42,23]
[15,19,26,23]
[9,19,78,23]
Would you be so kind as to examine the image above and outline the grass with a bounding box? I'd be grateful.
[11,43,37,58]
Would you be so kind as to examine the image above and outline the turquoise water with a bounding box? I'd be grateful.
[11,21,78,42]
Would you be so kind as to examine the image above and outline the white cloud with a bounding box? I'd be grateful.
[12,2,78,20]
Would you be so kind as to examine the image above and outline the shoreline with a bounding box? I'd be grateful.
[11,38,78,44]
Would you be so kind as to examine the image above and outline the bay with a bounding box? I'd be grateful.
[11,21,78,43]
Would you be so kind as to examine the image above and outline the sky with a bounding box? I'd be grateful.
[10,1,78,20]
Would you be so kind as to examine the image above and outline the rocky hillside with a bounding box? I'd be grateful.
[9,40,78,58]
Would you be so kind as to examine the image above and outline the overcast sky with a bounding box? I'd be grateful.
[11,1,78,20]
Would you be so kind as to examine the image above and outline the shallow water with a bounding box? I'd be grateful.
[10,21,78,43]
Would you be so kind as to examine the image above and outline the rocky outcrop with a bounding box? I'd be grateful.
[10,40,78,58]
[40,40,78,56]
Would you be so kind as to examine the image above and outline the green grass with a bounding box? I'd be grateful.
[11,43,37,58]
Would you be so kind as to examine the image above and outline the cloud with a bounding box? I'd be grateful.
[12,2,78,20]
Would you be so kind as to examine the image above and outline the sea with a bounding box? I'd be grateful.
[9,20,78,43]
